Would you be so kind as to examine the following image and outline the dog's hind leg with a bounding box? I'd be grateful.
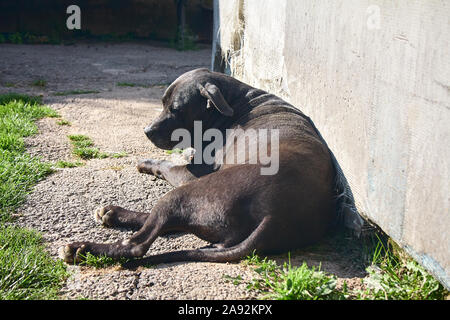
[137,159,214,187]
[60,191,184,264]
[122,216,272,268]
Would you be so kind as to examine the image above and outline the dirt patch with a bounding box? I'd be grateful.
[1,42,367,300]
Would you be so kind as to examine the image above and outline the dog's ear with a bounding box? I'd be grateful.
[198,83,234,117]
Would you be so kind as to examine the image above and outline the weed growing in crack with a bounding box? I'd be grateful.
[357,235,448,300]
[243,251,346,300]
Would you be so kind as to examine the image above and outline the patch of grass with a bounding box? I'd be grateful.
[117,82,137,87]
[67,134,91,143]
[56,119,71,126]
[0,225,69,299]
[2,82,15,88]
[243,252,346,300]
[0,152,54,220]
[357,235,448,300]
[67,134,125,160]
[223,274,243,286]
[73,147,108,160]
[0,93,69,299]
[110,151,127,158]
[243,232,448,300]
[243,251,278,275]
[0,93,44,106]
[0,95,58,221]
[272,260,344,300]
[68,134,94,148]
[68,134,101,159]
[8,32,23,44]
[54,160,84,168]
[53,90,100,96]
[166,148,183,155]
[31,79,47,87]
[78,252,129,269]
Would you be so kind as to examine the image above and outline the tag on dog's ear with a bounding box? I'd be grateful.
[198,83,234,117]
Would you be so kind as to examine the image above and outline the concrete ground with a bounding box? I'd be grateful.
[0,42,367,299]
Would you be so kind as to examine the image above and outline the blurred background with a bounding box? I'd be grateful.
[0,0,213,48]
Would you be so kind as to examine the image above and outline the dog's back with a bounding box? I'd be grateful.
[208,88,338,250]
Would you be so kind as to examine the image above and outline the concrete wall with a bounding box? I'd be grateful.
[216,0,450,289]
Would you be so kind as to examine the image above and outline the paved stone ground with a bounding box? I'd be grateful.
[0,42,367,300]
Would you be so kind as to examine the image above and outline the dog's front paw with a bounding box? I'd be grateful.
[137,159,164,177]
[93,205,121,227]
[59,242,88,264]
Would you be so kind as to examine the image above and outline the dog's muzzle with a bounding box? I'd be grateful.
[144,125,155,139]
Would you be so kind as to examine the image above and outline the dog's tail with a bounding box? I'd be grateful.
[303,116,364,235]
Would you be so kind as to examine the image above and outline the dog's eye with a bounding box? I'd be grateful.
[170,101,181,114]
[170,105,180,114]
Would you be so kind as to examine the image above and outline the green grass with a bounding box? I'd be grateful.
[223,274,243,285]
[56,119,71,126]
[243,234,449,300]
[357,236,448,300]
[68,134,105,159]
[244,252,346,300]
[54,160,84,168]
[73,147,108,159]
[53,90,100,96]
[0,93,69,299]
[110,151,127,158]
[0,225,69,299]
[0,152,54,221]
[67,134,92,143]
[68,134,95,148]
[8,32,23,44]
[67,134,126,160]
[0,95,58,221]
[165,148,183,155]
[0,93,44,106]
[77,252,130,269]
[31,79,47,87]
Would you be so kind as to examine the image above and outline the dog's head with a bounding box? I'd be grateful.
[144,68,234,150]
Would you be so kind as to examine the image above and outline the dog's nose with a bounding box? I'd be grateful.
[144,125,154,138]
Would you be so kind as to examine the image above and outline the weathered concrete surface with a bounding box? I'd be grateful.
[217,0,450,289]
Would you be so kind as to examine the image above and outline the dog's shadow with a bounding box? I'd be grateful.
[266,229,375,280]
[132,228,373,283]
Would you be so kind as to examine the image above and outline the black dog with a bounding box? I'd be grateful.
[60,68,344,266]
